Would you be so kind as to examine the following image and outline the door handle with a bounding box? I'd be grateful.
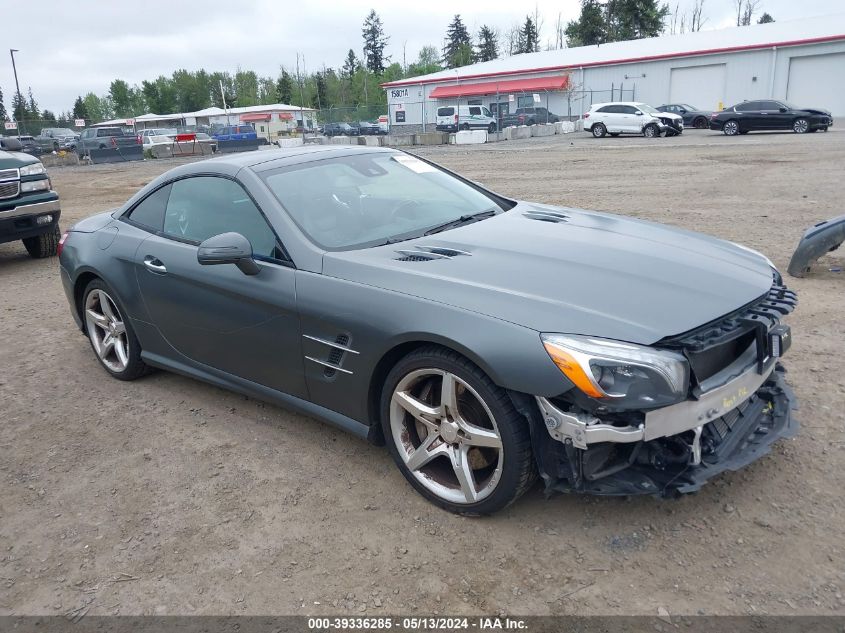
[143,256,167,274]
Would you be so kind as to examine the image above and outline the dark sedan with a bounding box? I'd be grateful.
[710,99,833,135]
[58,146,797,515]
[657,103,712,129]
[322,122,355,137]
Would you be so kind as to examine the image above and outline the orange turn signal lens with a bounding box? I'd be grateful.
[543,342,605,399]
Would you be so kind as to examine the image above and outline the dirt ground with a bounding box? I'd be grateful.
[2,129,844,618]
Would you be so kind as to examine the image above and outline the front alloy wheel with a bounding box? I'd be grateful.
[793,118,809,133]
[83,280,148,380]
[382,347,535,514]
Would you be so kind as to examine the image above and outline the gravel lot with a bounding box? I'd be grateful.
[2,129,844,617]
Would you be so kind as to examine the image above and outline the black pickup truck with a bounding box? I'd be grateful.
[500,107,560,128]
[0,138,62,258]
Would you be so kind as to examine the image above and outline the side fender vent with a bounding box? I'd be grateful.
[324,334,350,378]
[523,210,569,223]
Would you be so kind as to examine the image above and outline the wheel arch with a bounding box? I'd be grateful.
[73,270,103,332]
[365,335,504,445]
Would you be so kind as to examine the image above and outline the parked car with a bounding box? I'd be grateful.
[77,127,141,157]
[35,127,80,152]
[0,139,62,257]
[436,105,497,133]
[59,146,797,515]
[584,102,677,138]
[710,100,833,135]
[377,115,389,134]
[657,103,712,129]
[139,128,177,140]
[211,125,257,141]
[322,122,355,137]
[500,107,560,128]
[357,121,381,135]
[16,135,42,156]
[141,135,174,151]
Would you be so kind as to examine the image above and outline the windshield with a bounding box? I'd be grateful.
[261,152,507,250]
[52,128,76,136]
[639,104,660,114]
[679,104,697,111]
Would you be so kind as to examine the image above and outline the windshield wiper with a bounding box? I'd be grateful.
[423,209,498,236]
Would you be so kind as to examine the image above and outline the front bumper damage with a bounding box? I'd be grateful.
[530,365,796,496]
[526,280,798,497]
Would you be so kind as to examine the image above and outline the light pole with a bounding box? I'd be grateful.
[9,48,25,135]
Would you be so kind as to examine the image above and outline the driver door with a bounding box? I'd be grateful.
[131,175,307,398]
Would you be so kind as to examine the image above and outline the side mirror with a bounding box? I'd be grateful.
[197,232,260,276]
[779,107,787,112]
[678,109,687,114]
[634,111,643,116]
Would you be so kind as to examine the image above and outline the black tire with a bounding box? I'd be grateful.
[591,122,607,138]
[82,279,150,381]
[22,224,61,258]
[793,118,809,134]
[609,133,620,137]
[487,123,496,133]
[643,123,660,138]
[693,117,708,129]
[723,120,740,136]
[460,123,470,131]
[380,345,536,515]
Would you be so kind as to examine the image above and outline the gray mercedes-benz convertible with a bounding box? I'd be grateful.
[59,146,797,514]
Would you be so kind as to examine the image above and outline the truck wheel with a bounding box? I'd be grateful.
[22,225,61,258]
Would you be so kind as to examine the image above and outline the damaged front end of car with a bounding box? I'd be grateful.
[524,279,798,497]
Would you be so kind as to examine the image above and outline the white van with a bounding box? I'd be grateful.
[436,105,496,132]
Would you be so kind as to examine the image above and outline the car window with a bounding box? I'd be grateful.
[437,107,454,117]
[482,107,492,117]
[596,105,615,113]
[620,105,638,115]
[760,101,783,110]
[126,184,172,231]
[735,101,761,112]
[468,107,481,116]
[162,176,282,260]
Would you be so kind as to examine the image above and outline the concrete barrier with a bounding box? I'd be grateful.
[509,125,531,140]
[530,124,556,137]
[217,139,262,153]
[357,136,383,146]
[413,132,449,146]
[455,130,488,144]
[39,152,81,167]
[383,134,413,147]
[276,137,304,148]
[330,136,351,145]
[560,121,576,134]
[88,146,144,164]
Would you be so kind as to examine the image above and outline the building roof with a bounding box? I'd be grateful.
[383,12,845,87]
[94,103,315,126]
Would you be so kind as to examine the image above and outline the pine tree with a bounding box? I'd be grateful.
[311,72,328,110]
[758,12,774,23]
[342,49,359,80]
[0,86,6,122]
[362,10,389,74]
[12,92,25,123]
[72,96,89,122]
[276,69,294,104]
[27,87,39,119]
[566,0,667,46]
[475,26,499,62]
[443,15,472,68]
[517,16,540,54]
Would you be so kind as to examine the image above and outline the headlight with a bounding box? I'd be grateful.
[21,179,50,193]
[541,334,689,409]
[19,163,46,177]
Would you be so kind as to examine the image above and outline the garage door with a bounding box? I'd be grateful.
[669,64,726,112]
[787,53,845,118]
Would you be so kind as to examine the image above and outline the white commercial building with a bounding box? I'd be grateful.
[382,13,845,130]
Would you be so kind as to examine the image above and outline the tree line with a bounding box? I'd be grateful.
[1,2,774,129]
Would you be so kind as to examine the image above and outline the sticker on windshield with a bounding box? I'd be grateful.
[392,154,437,173]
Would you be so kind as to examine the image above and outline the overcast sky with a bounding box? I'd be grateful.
[2,0,840,114]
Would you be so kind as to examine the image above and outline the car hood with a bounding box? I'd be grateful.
[323,203,775,345]
[798,107,831,116]
[0,149,39,168]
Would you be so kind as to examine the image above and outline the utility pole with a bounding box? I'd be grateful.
[296,53,306,140]
[219,79,231,128]
[9,49,25,135]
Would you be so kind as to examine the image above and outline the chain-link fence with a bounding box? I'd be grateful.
[315,105,388,126]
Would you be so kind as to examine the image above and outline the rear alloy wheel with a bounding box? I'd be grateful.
[643,123,659,138]
[83,280,148,381]
[793,118,809,134]
[723,120,740,136]
[591,123,607,138]
[382,347,535,515]
[22,225,60,258]
[694,117,708,129]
